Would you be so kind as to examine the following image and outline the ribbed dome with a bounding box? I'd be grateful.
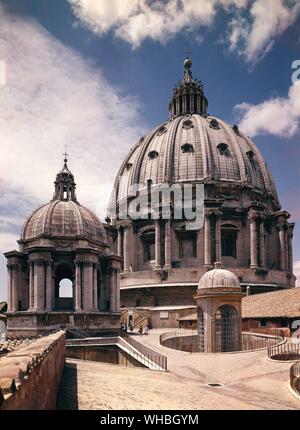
[21,200,107,244]
[21,157,107,245]
[198,263,240,290]
[112,113,278,204]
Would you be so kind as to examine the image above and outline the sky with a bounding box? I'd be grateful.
[0,0,300,300]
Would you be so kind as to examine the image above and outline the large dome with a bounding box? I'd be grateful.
[113,113,278,204]
[107,56,295,322]
[111,56,278,210]
[21,199,106,243]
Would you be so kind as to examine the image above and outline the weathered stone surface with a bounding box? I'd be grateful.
[0,330,65,410]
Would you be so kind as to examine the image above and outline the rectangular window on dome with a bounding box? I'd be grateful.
[179,235,197,258]
[221,230,237,258]
[143,238,155,261]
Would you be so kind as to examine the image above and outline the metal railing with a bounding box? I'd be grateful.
[160,329,198,343]
[120,333,167,371]
[66,335,167,371]
[290,361,300,396]
[242,333,283,351]
[268,342,300,360]
[66,337,119,346]
[159,329,283,353]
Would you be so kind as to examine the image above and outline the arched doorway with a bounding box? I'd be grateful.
[55,264,74,310]
[215,305,239,352]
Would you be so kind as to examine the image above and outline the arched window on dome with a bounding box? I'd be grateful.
[148,150,159,160]
[215,305,239,352]
[246,150,257,173]
[181,143,194,153]
[54,264,74,311]
[217,143,229,155]
[59,278,73,298]
[221,224,238,259]
[63,185,68,200]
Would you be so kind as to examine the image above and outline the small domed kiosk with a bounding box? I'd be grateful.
[195,262,244,352]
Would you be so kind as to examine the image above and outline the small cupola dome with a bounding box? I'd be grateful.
[21,154,107,246]
[198,262,240,290]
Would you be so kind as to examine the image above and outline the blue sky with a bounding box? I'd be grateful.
[1,0,300,299]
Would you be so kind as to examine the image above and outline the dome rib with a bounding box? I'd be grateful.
[164,117,182,183]
[132,125,163,187]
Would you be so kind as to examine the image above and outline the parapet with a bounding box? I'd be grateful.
[0,330,65,410]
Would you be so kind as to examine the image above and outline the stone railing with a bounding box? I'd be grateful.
[0,330,65,410]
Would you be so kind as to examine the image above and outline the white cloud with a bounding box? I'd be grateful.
[0,4,146,237]
[228,0,300,63]
[0,233,19,254]
[68,0,247,49]
[68,0,299,63]
[234,81,300,137]
[294,260,300,287]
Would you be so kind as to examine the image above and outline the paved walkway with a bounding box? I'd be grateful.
[57,330,300,410]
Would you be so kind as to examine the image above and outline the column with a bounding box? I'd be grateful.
[109,267,120,312]
[249,215,258,268]
[285,227,290,272]
[93,264,98,311]
[75,261,82,311]
[117,227,122,257]
[278,224,286,270]
[99,275,106,311]
[83,262,94,311]
[287,225,294,273]
[45,260,53,311]
[164,219,171,269]
[29,262,34,311]
[115,268,120,312]
[215,212,222,263]
[33,261,45,311]
[33,261,38,310]
[6,265,12,312]
[155,221,161,269]
[10,265,19,312]
[204,213,212,268]
[123,226,130,273]
[259,219,266,268]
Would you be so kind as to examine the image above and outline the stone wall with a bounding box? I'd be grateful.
[161,334,199,352]
[6,312,120,338]
[242,319,291,337]
[66,344,145,368]
[0,330,65,410]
